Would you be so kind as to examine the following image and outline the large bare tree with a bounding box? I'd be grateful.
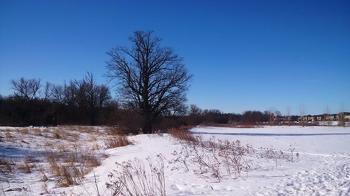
[106,31,191,133]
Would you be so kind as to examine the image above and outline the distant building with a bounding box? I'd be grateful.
[345,114,350,121]
[315,115,323,121]
[283,112,349,126]
[340,112,350,121]
[324,114,338,121]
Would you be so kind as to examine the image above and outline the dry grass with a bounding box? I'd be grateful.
[83,154,101,168]
[68,126,98,133]
[47,153,61,176]
[0,158,15,173]
[20,127,30,135]
[108,126,123,135]
[32,128,43,136]
[17,161,34,173]
[105,135,131,149]
[52,129,62,139]
[168,126,197,143]
[91,142,101,151]
[106,155,166,196]
[46,145,103,187]
[0,126,114,189]
[47,153,82,187]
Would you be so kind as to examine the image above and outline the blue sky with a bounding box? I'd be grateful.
[0,0,349,114]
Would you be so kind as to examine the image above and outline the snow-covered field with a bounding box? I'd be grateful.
[1,126,350,195]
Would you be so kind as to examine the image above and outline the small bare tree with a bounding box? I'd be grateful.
[11,78,41,99]
[107,31,191,133]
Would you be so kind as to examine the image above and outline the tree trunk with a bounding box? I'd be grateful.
[142,113,153,134]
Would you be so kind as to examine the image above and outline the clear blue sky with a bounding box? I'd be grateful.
[1,0,349,115]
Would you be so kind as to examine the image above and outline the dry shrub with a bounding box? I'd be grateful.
[168,126,197,143]
[170,137,253,181]
[105,135,131,149]
[106,155,166,196]
[258,146,299,167]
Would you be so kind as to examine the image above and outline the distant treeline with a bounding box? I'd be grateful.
[0,74,288,131]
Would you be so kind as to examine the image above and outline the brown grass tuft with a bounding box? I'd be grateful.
[168,126,197,143]
[105,135,131,148]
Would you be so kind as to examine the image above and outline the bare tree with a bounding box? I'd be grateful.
[11,78,41,99]
[43,82,55,100]
[106,31,191,133]
[51,85,64,102]
[96,85,111,108]
[189,104,202,116]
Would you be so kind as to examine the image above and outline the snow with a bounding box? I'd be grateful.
[1,126,350,195]
[191,126,350,154]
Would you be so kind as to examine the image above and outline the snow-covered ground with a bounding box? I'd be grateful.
[1,126,350,195]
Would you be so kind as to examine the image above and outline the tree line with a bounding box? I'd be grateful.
[0,73,115,126]
[0,76,284,128]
